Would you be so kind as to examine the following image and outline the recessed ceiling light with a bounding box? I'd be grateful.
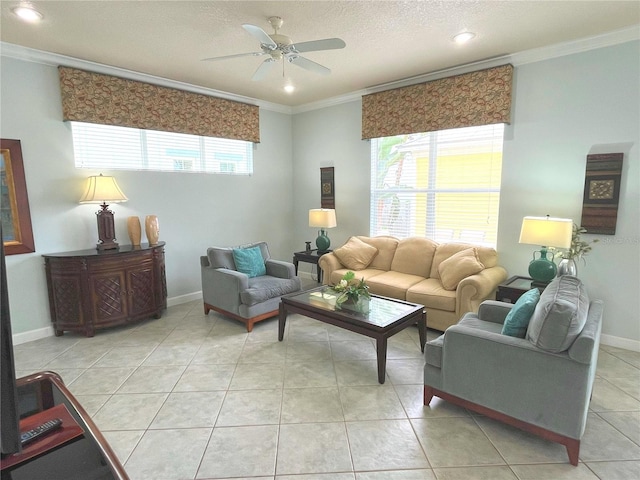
[284,84,295,94]
[453,32,475,44]
[11,3,43,23]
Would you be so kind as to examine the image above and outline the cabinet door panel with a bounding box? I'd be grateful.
[50,275,85,327]
[126,265,156,317]
[90,272,128,322]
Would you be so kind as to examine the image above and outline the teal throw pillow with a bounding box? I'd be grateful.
[232,246,266,278]
[501,288,540,338]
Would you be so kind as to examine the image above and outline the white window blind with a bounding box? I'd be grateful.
[71,122,253,174]
[370,124,504,247]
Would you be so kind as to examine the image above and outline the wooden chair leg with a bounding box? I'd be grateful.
[424,385,434,405]
[565,439,580,466]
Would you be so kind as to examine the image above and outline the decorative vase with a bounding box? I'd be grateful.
[145,215,160,246]
[557,257,578,277]
[127,216,142,246]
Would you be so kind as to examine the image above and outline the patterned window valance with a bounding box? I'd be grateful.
[58,67,260,143]
[362,64,513,139]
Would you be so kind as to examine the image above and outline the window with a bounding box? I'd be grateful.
[71,122,253,174]
[370,124,504,247]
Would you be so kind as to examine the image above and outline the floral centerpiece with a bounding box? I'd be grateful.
[332,271,371,312]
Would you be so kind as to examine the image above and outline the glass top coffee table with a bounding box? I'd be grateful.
[278,286,426,384]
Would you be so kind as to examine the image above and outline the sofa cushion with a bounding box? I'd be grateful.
[333,236,379,270]
[357,236,399,271]
[437,248,485,290]
[501,288,540,338]
[406,278,456,311]
[329,268,385,287]
[240,276,301,306]
[391,237,438,277]
[207,247,236,270]
[366,271,424,299]
[430,243,497,279]
[232,246,266,278]
[527,276,590,353]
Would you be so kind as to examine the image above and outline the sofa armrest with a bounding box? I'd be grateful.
[201,266,249,313]
[477,300,514,324]
[441,324,593,439]
[456,265,508,317]
[265,259,296,279]
[318,252,344,285]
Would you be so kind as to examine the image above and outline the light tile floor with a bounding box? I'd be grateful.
[13,300,640,480]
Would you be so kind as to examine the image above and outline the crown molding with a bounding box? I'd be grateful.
[0,42,292,115]
[2,25,638,116]
[292,25,639,114]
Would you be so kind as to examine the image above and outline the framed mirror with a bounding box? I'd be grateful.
[1,139,35,255]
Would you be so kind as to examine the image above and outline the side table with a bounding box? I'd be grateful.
[496,275,548,304]
[293,249,331,284]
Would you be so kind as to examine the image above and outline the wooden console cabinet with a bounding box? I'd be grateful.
[43,242,167,337]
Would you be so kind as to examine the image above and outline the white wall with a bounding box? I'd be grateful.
[3,39,639,347]
[292,41,640,346]
[1,56,295,335]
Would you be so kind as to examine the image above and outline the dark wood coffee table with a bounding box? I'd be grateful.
[278,286,426,384]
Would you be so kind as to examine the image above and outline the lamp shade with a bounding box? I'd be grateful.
[309,209,337,229]
[79,174,128,204]
[519,216,572,249]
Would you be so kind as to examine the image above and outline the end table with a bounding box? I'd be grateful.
[293,249,331,284]
[496,275,548,304]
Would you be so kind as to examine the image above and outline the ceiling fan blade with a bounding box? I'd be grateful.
[252,58,277,81]
[201,51,265,62]
[289,56,331,75]
[293,38,346,53]
[242,24,277,49]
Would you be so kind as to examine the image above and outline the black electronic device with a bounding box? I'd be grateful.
[20,419,63,446]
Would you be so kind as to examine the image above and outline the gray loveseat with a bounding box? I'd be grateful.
[200,241,302,331]
[424,275,603,465]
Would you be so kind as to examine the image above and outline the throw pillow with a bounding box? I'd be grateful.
[526,276,590,353]
[501,288,540,338]
[437,248,485,291]
[232,246,266,278]
[333,237,379,270]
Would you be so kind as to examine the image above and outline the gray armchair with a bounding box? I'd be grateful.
[200,242,302,331]
[424,276,603,466]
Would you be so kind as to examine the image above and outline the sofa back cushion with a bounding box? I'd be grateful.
[391,237,438,277]
[207,241,270,270]
[333,236,379,270]
[437,247,485,290]
[429,243,496,279]
[527,275,590,353]
[357,236,399,271]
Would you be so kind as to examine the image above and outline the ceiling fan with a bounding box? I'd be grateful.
[202,16,346,81]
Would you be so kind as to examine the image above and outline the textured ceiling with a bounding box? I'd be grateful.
[1,1,639,106]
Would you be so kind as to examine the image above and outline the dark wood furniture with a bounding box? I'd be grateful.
[292,249,330,283]
[43,242,167,337]
[279,286,426,384]
[1,371,129,479]
[496,275,548,303]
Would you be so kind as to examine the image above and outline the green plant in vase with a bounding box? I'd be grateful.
[332,271,371,312]
[556,224,599,277]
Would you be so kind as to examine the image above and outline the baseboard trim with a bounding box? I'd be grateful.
[167,291,202,307]
[13,292,204,345]
[600,333,640,352]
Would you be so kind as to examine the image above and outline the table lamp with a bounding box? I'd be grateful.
[309,208,337,253]
[79,174,128,250]
[519,215,572,286]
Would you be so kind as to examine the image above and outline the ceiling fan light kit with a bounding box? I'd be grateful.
[202,16,346,82]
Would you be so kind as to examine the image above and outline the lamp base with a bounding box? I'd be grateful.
[315,229,331,253]
[528,254,557,284]
[96,203,119,251]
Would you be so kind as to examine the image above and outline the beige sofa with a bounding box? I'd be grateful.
[318,236,508,331]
